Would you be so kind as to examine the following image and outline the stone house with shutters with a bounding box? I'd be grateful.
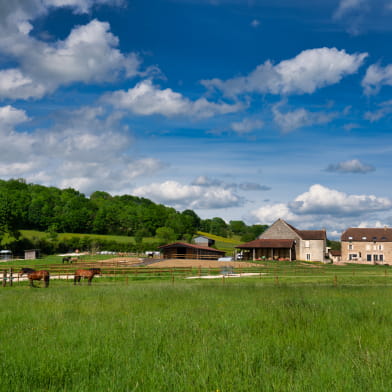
[236,219,327,262]
[341,227,392,264]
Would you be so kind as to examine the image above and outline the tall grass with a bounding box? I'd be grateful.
[2,282,392,391]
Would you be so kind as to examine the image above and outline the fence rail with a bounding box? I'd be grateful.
[2,262,392,286]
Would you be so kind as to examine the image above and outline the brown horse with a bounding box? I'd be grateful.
[19,268,50,288]
[74,268,101,285]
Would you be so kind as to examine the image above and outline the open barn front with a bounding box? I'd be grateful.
[237,239,296,261]
[159,242,225,260]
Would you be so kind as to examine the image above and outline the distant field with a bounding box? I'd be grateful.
[2,277,392,391]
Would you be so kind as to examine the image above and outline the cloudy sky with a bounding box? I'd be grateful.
[1,0,392,238]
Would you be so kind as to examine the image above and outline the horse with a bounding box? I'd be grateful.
[62,256,78,264]
[74,268,101,285]
[19,268,50,288]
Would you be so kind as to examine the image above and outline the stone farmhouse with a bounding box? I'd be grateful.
[341,227,392,264]
[237,219,327,262]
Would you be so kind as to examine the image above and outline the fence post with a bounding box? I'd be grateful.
[2,270,7,287]
[9,268,13,287]
[126,276,129,285]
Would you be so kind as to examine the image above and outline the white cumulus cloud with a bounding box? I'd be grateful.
[0,19,142,100]
[133,180,243,209]
[104,80,243,118]
[201,48,367,97]
[252,184,392,236]
[0,105,164,195]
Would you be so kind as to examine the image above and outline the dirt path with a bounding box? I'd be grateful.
[146,259,260,268]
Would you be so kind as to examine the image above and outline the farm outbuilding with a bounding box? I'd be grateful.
[24,249,40,260]
[159,242,225,260]
[0,250,12,261]
[193,235,215,247]
[328,250,341,263]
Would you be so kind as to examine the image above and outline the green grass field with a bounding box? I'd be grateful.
[2,270,392,391]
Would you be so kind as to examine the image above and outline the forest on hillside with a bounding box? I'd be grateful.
[0,179,267,254]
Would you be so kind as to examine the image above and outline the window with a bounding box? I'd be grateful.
[366,245,371,251]
[349,254,358,260]
[374,255,379,262]
[380,255,384,262]
[348,236,353,240]
[348,244,353,250]
[306,253,311,261]
[373,236,377,242]
[305,241,310,248]
[362,236,367,240]
[367,254,372,262]
[373,245,377,251]
[379,245,383,251]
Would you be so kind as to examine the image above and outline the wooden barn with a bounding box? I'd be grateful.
[159,242,225,260]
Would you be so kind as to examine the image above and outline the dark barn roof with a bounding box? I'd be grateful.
[159,242,225,254]
[236,239,295,249]
[341,228,392,242]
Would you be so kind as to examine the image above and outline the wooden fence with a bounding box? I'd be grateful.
[2,262,392,286]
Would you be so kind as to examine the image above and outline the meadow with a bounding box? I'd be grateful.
[2,271,392,391]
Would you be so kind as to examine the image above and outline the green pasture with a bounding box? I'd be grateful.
[2,269,392,391]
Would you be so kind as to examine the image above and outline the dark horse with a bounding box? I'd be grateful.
[62,256,78,264]
[74,268,101,285]
[19,268,50,288]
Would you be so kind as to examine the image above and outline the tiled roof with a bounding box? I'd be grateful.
[236,239,295,249]
[283,220,326,240]
[329,250,341,256]
[298,230,326,240]
[159,242,225,254]
[341,228,392,242]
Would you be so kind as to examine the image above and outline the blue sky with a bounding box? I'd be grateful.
[1,0,392,237]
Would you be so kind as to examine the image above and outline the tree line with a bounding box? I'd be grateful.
[0,179,267,252]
